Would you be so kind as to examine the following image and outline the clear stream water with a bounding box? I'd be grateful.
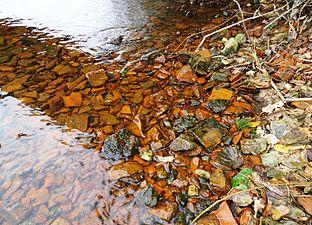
[0,0,218,224]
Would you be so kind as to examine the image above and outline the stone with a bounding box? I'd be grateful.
[52,65,73,75]
[173,116,198,133]
[108,162,143,180]
[210,168,227,189]
[62,92,82,107]
[241,138,267,155]
[169,134,197,151]
[101,111,119,125]
[231,191,253,207]
[189,50,211,70]
[104,90,122,105]
[271,205,290,220]
[101,129,139,160]
[208,87,233,101]
[191,118,227,150]
[66,113,89,131]
[221,37,239,55]
[136,185,158,207]
[176,65,198,84]
[261,151,280,167]
[86,69,108,87]
[148,202,175,222]
[218,146,243,169]
[210,72,228,82]
[188,185,199,197]
[207,99,230,113]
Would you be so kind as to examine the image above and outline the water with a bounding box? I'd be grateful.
[0,0,217,53]
[0,96,103,224]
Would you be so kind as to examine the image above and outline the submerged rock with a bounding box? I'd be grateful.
[136,184,158,207]
[101,129,139,160]
[190,118,227,151]
[261,151,280,167]
[210,168,227,189]
[108,161,143,180]
[148,202,176,222]
[218,146,243,169]
[86,69,108,87]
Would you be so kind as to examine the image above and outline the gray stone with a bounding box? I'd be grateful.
[169,134,197,151]
[101,129,139,160]
[241,138,267,155]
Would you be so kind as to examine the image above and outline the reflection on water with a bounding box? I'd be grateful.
[0,0,148,52]
[0,96,103,224]
[0,0,216,53]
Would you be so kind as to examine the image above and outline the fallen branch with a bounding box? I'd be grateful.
[285,97,312,102]
[234,0,250,41]
[192,181,312,224]
[270,80,286,103]
[196,4,289,50]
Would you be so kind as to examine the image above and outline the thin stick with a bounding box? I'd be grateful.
[285,97,312,102]
[264,0,305,30]
[191,181,312,224]
[270,80,286,103]
[196,4,289,50]
[234,0,250,41]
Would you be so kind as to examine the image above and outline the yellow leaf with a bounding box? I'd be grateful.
[250,121,261,127]
[274,144,290,153]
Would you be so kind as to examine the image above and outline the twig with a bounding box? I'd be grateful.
[191,181,312,224]
[264,1,305,30]
[285,97,312,102]
[196,4,289,50]
[270,80,286,103]
[234,0,250,41]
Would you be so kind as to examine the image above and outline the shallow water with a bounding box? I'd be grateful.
[0,0,217,53]
[0,1,222,224]
[0,96,103,224]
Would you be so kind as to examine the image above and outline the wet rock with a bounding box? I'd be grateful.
[52,64,73,75]
[189,50,211,70]
[62,92,82,107]
[208,87,233,101]
[241,138,267,155]
[108,161,143,180]
[188,185,199,197]
[261,151,280,167]
[210,168,227,189]
[67,113,89,131]
[289,206,308,221]
[0,36,4,45]
[191,118,227,150]
[176,192,188,208]
[86,69,108,87]
[104,90,122,105]
[207,99,230,113]
[221,37,238,55]
[2,75,31,93]
[169,134,197,151]
[218,146,243,169]
[194,169,210,180]
[173,116,198,133]
[18,59,36,67]
[101,111,119,125]
[210,72,228,82]
[148,202,175,222]
[194,214,219,225]
[173,211,194,225]
[101,129,139,160]
[176,65,198,84]
[136,184,158,207]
